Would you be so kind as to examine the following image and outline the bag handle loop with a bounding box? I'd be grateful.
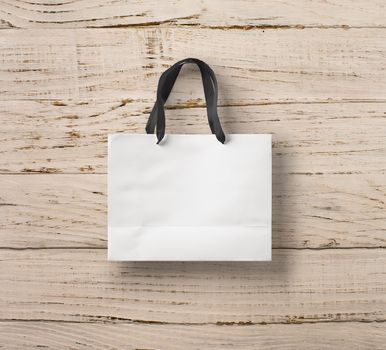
[146,58,226,144]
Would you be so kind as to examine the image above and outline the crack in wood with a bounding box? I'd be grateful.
[0,318,385,326]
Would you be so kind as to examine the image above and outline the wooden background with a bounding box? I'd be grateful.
[0,1,385,349]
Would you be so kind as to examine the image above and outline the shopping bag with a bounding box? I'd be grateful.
[108,58,271,261]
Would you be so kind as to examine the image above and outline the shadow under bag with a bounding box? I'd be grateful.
[108,58,271,261]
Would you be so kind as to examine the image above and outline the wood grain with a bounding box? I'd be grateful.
[1,173,385,249]
[1,248,385,324]
[1,100,384,249]
[1,101,385,175]
[1,28,386,101]
[0,0,385,29]
[1,1,385,347]
[1,322,385,350]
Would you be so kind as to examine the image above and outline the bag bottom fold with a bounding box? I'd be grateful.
[108,226,271,261]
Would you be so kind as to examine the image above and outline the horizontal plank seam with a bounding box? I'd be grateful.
[0,247,384,251]
[99,24,386,30]
[1,99,386,106]
[0,319,385,326]
[1,172,383,175]
[166,100,386,110]
[2,25,386,30]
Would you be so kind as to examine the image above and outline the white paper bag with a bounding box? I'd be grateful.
[108,59,271,261]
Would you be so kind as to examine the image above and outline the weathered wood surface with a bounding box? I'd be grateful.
[1,28,386,101]
[1,98,384,250]
[1,173,385,249]
[1,101,385,175]
[1,249,385,324]
[0,0,386,29]
[1,322,385,350]
[1,1,386,348]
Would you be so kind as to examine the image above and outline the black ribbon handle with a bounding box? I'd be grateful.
[146,58,226,144]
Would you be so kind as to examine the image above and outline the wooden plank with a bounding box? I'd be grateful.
[1,322,385,350]
[1,101,385,175]
[1,28,386,101]
[1,100,385,249]
[1,170,385,249]
[0,1,385,29]
[1,2,384,348]
[0,249,385,323]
